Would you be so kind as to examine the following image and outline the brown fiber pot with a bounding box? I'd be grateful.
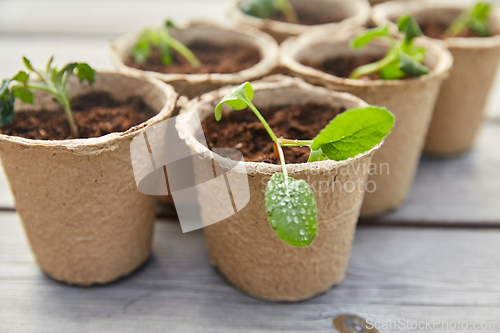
[0,72,177,285]
[372,1,500,156]
[177,76,383,302]
[109,21,279,100]
[227,0,371,43]
[280,31,453,217]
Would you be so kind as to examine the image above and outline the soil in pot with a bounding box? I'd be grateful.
[0,92,156,140]
[125,41,261,75]
[201,103,345,164]
[301,55,386,80]
[420,19,485,39]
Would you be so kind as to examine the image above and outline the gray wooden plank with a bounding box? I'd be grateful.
[1,212,500,332]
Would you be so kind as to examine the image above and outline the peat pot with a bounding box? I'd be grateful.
[280,30,453,217]
[0,72,177,285]
[176,76,383,301]
[110,21,279,99]
[372,1,500,155]
[227,0,371,43]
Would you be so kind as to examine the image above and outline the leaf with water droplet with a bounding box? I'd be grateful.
[265,173,317,247]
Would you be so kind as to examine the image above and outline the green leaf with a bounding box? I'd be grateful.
[307,147,329,163]
[46,55,54,73]
[472,2,491,21]
[467,17,491,37]
[265,173,317,247]
[75,63,95,84]
[0,80,16,127]
[379,60,405,80]
[399,52,430,77]
[239,0,276,19]
[215,82,254,121]
[12,71,29,84]
[13,87,34,104]
[23,57,34,71]
[350,25,391,49]
[165,19,177,29]
[398,14,423,42]
[311,106,395,161]
[132,38,152,64]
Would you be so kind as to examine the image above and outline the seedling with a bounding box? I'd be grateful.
[132,20,200,67]
[445,2,492,38]
[239,0,298,23]
[0,56,95,138]
[349,15,430,80]
[215,82,395,247]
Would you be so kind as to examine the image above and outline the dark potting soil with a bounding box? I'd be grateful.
[0,92,157,140]
[202,103,345,164]
[125,41,261,75]
[420,19,484,39]
[272,10,340,26]
[301,55,384,80]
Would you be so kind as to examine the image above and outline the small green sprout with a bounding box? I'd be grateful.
[132,19,200,68]
[0,56,95,138]
[239,0,298,23]
[215,82,395,247]
[445,2,492,38]
[349,15,430,80]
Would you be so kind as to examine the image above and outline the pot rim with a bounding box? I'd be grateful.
[0,71,177,152]
[176,75,383,176]
[279,28,454,88]
[227,0,371,36]
[109,20,279,84]
[371,1,500,49]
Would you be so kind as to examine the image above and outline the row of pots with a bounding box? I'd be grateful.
[1,0,499,301]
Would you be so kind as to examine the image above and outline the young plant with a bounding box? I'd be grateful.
[445,2,492,38]
[132,20,200,68]
[239,0,298,23]
[0,56,95,138]
[349,15,430,80]
[215,82,395,247]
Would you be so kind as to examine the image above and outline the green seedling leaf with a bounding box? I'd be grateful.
[165,19,177,29]
[307,147,329,163]
[75,63,95,84]
[215,82,254,121]
[13,87,34,104]
[132,21,200,68]
[265,173,317,247]
[23,57,34,71]
[12,71,29,84]
[379,60,405,80]
[399,52,430,77]
[398,14,423,42]
[0,80,16,127]
[132,38,152,64]
[311,106,395,161]
[350,25,391,49]
[240,0,276,19]
[446,2,492,37]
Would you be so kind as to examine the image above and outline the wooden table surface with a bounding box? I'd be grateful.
[1,0,500,332]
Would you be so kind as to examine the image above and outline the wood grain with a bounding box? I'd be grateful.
[1,213,500,332]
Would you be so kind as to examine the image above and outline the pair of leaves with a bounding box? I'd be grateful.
[446,2,492,38]
[132,20,200,67]
[350,15,430,80]
[215,82,395,247]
